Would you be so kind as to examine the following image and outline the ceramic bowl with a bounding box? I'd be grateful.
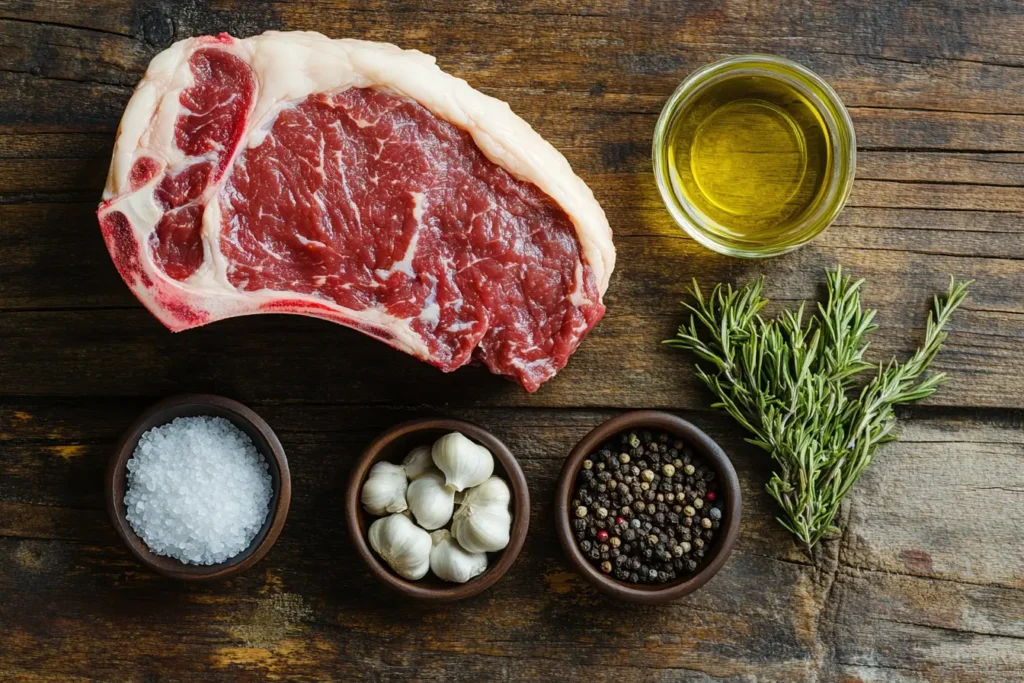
[106,394,291,580]
[345,418,529,601]
[555,411,740,604]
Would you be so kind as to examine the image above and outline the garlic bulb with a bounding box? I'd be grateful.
[402,445,434,480]
[361,461,408,515]
[368,513,431,580]
[429,529,487,583]
[431,432,494,492]
[406,471,455,530]
[451,476,512,553]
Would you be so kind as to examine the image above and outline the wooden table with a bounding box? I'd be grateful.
[1,1,1022,680]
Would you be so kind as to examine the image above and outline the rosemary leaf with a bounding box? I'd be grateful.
[665,267,971,552]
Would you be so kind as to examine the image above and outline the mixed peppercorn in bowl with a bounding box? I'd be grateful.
[555,411,741,604]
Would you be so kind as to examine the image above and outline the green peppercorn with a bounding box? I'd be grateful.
[583,459,593,470]
[683,505,696,517]
[610,536,621,548]
[694,538,704,549]
[647,534,659,546]
[629,433,640,449]
[672,545,684,557]
[641,469,655,482]
[684,464,696,475]
[694,497,704,509]
[680,541,692,553]
[600,560,612,573]
[619,452,630,464]
[662,464,676,477]
[701,517,713,529]
[575,505,588,518]
[597,507,608,519]
[640,482,650,491]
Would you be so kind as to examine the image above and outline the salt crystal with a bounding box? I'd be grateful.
[124,416,273,566]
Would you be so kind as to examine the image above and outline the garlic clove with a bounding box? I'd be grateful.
[464,475,511,507]
[429,529,487,583]
[406,471,455,530]
[431,432,494,492]
[368,513,431,580]
[451,476,513,553]
[452,504,512,553]
[402,445,435,480]
[361,461,408,515]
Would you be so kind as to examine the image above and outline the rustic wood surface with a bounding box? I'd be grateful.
[1,0,1022,680]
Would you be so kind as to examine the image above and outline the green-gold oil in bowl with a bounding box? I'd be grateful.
[653,55,856,258]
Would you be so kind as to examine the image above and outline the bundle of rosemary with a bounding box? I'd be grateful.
[665,268,970,552]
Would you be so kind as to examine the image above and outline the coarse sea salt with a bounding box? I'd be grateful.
[124,415,273,565]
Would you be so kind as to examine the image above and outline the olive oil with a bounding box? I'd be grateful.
[653,56,856,257]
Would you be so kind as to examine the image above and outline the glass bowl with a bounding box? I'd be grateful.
[652,54,856,258]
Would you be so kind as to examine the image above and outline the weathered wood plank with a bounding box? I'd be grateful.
[0,298,1019,410]
[832,568,1024,681]
[1,401,1022,680]
[1,0,1022,679]
[841,411,1024,589]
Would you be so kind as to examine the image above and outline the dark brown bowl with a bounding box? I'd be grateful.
[345,418,529,602]
[555,411,741,604]
[105,394,291,580]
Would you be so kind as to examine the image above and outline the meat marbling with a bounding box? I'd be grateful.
[97,31,615,391]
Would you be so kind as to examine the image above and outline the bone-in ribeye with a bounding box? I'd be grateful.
[97,31,615,391]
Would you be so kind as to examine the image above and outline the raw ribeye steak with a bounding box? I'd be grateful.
[97,31,615,391]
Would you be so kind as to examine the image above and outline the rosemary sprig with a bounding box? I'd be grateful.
[665,267,971,552]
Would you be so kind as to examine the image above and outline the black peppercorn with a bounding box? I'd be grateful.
[572,428,724,586]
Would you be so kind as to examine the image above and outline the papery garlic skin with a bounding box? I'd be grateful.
[430,529,487,583]
[452,476,512,553]
[368,513,431,580]
[431,432,494,492]
[407,471,455,530]
[361,461,408,515]
[402,445,434,480]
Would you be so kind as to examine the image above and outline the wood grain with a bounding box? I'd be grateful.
[0,0,1022,680]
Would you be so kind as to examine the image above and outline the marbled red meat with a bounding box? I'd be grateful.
[96,32,615,391]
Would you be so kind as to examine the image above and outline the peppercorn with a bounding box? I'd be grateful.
[600,560,612,573]
[582,459,593,470]
[572,428,724,586]
[575,505,588,518]
[706,490,717,502]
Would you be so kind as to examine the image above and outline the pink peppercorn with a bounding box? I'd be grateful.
[615,516,626,525]
[706,491,717,501]
[596,530,609,543]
